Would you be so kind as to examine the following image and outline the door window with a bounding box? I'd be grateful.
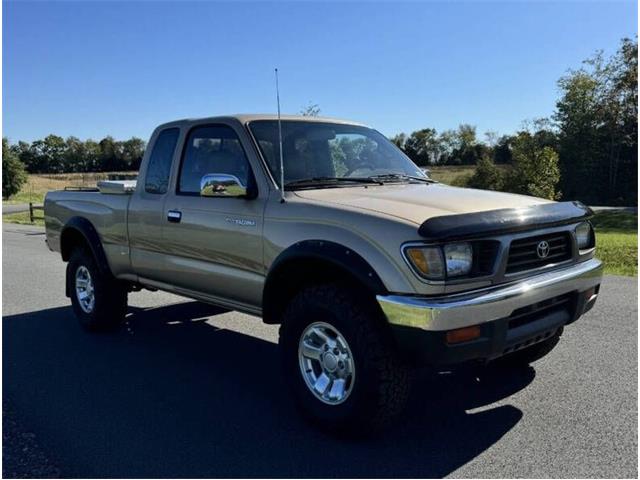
[178,125,252,195]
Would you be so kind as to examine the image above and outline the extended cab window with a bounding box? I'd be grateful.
[178,125,252,195]
[145,128,180,194]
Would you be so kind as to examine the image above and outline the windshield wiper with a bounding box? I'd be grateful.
[284,177,382,189]
[367,173,437,184]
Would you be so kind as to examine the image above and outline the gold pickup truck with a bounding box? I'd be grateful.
[44,114,603,433]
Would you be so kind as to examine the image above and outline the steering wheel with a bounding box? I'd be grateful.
[346,161,375,176]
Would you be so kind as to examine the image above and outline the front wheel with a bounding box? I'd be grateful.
[279,284,409,435]
[67,248,128,331]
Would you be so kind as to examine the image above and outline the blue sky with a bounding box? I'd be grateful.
[3,1,637,143]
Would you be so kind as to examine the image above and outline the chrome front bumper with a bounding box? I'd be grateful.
[377,259,603,332]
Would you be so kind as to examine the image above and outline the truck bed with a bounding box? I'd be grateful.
[44,188,133,277]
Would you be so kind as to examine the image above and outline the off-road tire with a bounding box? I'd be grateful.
[279,283,409,435]
[67,248,128,331]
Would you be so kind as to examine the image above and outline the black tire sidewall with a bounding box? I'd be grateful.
[68,249,126,331]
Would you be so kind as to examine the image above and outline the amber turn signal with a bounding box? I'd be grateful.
[446,325,481,344]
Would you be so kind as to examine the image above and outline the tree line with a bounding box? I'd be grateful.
[391,37,637,205]
[5,134,146,174]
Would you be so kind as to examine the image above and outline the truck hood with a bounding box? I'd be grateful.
[293,183,552,225]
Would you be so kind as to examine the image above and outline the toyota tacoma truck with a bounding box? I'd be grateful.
[44,114,603,433]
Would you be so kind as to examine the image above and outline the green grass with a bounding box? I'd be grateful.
[428,165,476,186]
[591,211,637,276]
[3,211,45,226]
[428,164,510,187]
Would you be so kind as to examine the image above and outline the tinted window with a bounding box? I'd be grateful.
[145,128,180,194]
[178,125,251,194]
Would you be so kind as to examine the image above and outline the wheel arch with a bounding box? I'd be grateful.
[262,240,388,325]
[60,216,113,276]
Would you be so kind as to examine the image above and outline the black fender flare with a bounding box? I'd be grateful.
[262,240,387,324]
[60,216,112,277]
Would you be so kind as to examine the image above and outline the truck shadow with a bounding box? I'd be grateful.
[3,301,534,478]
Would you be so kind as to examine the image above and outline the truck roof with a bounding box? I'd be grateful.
[155,114,368,130]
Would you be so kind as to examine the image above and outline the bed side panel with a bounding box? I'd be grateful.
[44,191,132,277]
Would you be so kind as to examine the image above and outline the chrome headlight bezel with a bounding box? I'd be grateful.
[403,242,473,280]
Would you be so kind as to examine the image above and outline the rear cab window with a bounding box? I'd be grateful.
[145,128,180,194]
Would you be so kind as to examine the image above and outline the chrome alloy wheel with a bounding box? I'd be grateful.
[298,322,355,405]
[75,265,95,313]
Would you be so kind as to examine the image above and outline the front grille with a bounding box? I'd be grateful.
[505,232,572,274]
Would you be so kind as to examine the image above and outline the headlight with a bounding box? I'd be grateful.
[404,242,473,279]
[575,222,594,249]
[404,246,445,279]
[443,242,473,277]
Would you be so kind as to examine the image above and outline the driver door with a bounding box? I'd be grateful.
[160,123,265,307]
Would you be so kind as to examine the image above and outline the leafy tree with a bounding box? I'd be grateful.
[14,140,38,172]
[13,135,145,174]
[483,131,500,147]
[41,135,67,173]
[440,125,484,165]
[404,128,440,166]
[505,132,560,200]
[436,129,459,165]
[300,103,321,117]
[2,137,28,199]
[98,136,124,171]
[63,136,89,172]
[390,133,406,150]
[121,137,146,170]
[83,139,102,172]
[555,37,637,205]
[457,124,477,150]
[457,143,490,166]
[492,135,514,164]
[467,155,505,191]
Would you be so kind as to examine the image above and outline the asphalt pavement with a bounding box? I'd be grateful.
[2,223,637,478]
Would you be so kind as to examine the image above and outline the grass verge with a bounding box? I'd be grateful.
[428,165,476,186]
[591,211,637,276]
[3,211,45,226]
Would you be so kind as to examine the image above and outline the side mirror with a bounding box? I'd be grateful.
[200,173,248,198]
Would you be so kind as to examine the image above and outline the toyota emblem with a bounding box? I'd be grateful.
[536,240,550,259]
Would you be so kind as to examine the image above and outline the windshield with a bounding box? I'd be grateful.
[248,120,426,188]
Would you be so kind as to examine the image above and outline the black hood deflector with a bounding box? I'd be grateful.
[418,201,593,242]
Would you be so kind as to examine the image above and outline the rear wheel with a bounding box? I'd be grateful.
[67,248,128,331]
[279,283,409,435]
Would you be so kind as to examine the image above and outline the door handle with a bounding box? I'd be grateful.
[167,210,182,223]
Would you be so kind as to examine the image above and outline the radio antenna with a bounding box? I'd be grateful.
[275,68,285,203]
